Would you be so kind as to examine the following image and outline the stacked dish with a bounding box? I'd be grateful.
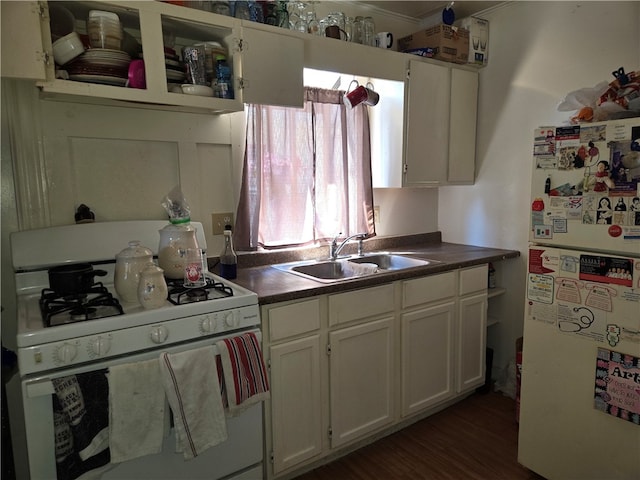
[164,47,186,88]
[66,49,131,86]
[87,10,123,50]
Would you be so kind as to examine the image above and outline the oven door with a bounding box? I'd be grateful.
[7,329,263,480]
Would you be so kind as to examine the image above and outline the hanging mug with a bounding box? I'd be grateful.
[343,80,379,109]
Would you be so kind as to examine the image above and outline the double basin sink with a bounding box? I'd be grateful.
[272,253,441,283]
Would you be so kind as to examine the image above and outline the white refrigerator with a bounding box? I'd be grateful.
[518,119,640,479]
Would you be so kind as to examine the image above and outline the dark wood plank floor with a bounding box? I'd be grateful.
[295,391,545,480]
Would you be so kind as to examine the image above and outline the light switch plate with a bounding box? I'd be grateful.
[211,212,234,235]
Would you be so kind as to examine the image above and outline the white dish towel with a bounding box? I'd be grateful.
[159,346,228,459]
[108,359,167,463]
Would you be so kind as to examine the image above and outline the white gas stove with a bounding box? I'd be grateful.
[11,220,260,375]
[8,220,264,480]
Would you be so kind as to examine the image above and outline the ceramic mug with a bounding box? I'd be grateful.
[375,32,393,49]
[343,80,379,109]
[325,25,348,40]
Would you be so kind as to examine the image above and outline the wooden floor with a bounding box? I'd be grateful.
[295,391,545,480]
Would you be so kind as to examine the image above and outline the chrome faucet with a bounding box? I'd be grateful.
[330,232,367,260]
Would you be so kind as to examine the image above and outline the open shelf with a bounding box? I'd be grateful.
[487,287,506,299]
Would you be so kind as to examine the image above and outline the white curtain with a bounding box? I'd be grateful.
[235,87,375,250]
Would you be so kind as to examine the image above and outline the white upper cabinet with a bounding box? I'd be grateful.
[404,60,451,186]
[1,2,49,81]
[370,58,479,188]
[448,67,478,183]
[1,1,304,112]
[403,59,478,187]
[238,24,303,107]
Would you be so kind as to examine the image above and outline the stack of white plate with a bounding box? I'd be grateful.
[163,47,186,86]
[66,49,131,86]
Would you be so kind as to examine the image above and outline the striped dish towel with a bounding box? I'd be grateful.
[217,332,270,416]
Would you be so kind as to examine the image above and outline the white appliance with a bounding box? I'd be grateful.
[6,221,264,480]
[518,119,640,479]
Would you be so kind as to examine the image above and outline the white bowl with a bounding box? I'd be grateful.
[181,84,214,97]
[52,31,85,65]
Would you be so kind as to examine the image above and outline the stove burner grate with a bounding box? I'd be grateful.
[167,277,234,305]
[40,283,123,327]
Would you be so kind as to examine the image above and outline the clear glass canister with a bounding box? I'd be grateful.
[157,222,200,279]
[114,240,154,304]
[362,16,376,46]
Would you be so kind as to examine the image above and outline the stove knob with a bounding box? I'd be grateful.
[150,325,169,344]
[56,343,78,364]
[223,311,238,328]
[200,315,217,334]
[89,336,111,356]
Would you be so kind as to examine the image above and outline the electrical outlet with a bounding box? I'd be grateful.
[374,205,381,223]
[211,212,234,235]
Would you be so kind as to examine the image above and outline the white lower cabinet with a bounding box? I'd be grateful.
[264,266,491,479]
[400,271,456,417]
[456,265,488,393]
[401,301,456,416]
[263,298,324,477]
[329,316,394,448]
[269,335,323,474]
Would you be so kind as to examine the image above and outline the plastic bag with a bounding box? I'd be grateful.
[557,67,640,124]
[161,185,192,224]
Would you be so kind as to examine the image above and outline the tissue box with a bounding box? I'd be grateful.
[459,16,489,67]
[398,24,469,64]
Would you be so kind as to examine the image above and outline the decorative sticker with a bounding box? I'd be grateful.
[556,278,583,303]
[594,348,640,425]
[533,225,553,239]
[579,255,634,287]
[533,127,556,156]
[529,248,559,274]
[527,273,554,304]
[557,304,605,341]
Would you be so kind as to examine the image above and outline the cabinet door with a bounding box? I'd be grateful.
[269,335,323,474]
[239,25,304,108]
[329,317,393,448]
[448,68,478,184]
[1,1,49,80]
[456,292,488,393]
[404,60,450,186]
[401,301,455,417]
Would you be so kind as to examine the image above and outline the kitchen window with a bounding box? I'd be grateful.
[235,87,375,250]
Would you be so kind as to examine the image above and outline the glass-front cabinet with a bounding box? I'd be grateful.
[1,1,304,112]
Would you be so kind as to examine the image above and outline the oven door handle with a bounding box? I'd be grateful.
[26,378,55,398]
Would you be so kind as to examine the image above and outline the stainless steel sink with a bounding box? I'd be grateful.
[348,253,433,270]
[272,253,440,283]
[292,261,356,280]
[273,259,374,283]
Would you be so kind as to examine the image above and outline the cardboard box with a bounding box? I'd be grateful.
[459,16,489,67]
[398,24,469,64]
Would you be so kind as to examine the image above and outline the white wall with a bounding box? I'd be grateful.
[438,1,640,377]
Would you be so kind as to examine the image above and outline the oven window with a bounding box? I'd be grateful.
[52,369,110,480]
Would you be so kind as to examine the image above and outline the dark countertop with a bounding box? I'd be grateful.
[213,233,520,305]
